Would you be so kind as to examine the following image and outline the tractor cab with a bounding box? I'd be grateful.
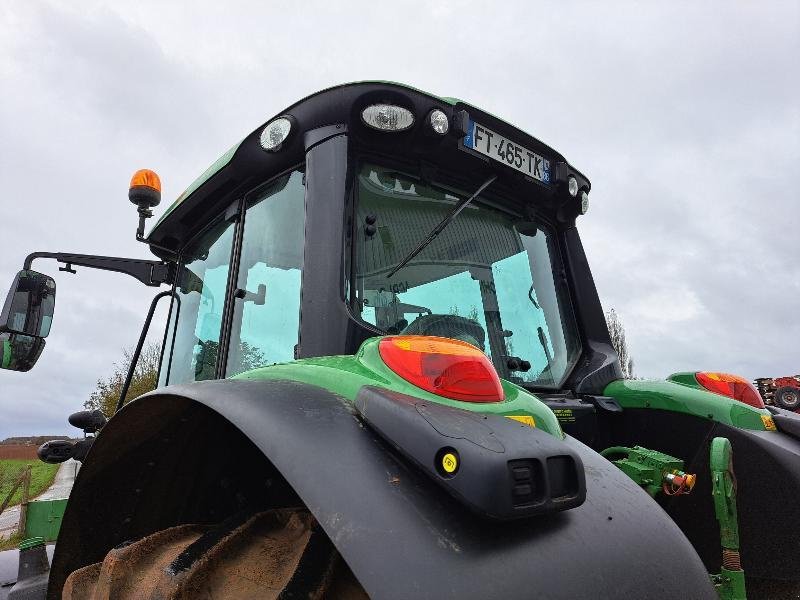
[145,83,608,402]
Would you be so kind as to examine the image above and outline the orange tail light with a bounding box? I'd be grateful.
[379,336,504,403]
[695,372,764,409]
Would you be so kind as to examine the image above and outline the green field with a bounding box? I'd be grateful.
[0,459,59,508]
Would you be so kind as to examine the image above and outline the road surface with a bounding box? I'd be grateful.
[0,460,79,540]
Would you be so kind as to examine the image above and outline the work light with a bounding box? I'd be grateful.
[361,104,414,131]
[429,109,449,135]
[568,176,578,197]
[580,190,589,214]
[259,117,292,151]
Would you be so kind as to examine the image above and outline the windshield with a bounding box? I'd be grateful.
[353,162,581,388]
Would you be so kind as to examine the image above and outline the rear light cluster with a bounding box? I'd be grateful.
[695,372,764,409]
[379,336,504,403]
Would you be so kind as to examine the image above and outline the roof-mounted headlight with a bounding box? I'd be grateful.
[259,117,292,151]
[361,104,414,132]
[568,176,579,197]
[428,109,449,135]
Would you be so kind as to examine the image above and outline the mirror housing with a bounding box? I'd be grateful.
[0,332,45,372]
[0,269,56,338]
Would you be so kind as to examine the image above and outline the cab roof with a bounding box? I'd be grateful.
[147,81,587,257]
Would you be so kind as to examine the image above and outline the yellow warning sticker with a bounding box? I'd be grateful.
[506,415,536,427]
[441,452,459,473]
[761,414,777,431]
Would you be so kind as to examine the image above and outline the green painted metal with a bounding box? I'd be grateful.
[600,445,685,497]
[709,437,747,600]
[24,499,68,542]
[711,438,739,549]
[234,336,564,439]
[604,379,773,431]
[18,536,45,550]
[666,371,704,389]
[149,140,242,232]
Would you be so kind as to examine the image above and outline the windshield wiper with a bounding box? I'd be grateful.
[387,174,497,278]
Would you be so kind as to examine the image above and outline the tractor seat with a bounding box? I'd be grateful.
[401,314,486,351]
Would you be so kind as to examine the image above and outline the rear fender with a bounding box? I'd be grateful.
[49,379,716,600]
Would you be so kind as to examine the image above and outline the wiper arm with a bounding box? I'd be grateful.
[387,174,497,278]
[527,283,540,310]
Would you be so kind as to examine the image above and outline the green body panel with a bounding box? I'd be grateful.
[24,498,68,542]
[666,371,704,389]
[604,379,772,431]
[149,140,242,231]
[234,337,563,438]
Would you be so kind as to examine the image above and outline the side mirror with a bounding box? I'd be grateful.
[0,269,56,338]
[0,332,45,372]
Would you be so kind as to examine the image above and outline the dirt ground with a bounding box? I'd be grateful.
[0,445,38,460]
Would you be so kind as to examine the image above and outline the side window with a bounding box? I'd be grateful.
[160,216,236,385]
[226,169,305,376]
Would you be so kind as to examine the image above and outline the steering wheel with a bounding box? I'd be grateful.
[400,314,486,351]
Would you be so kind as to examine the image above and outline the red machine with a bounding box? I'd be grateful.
[754,375,800,411]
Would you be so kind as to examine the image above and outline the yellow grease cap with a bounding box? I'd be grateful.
[441,452,459,474]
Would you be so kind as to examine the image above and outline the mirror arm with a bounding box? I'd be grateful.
[136,231,179,257]
[24,252,175,287]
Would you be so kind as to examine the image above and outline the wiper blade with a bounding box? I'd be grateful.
[387,174,497,278]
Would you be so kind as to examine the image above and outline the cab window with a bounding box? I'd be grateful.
[226,169,305,376]
[161,215,235,385]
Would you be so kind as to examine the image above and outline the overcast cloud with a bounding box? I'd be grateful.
[0,1,797,439]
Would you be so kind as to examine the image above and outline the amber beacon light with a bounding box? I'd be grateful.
[129,169,162,242]
[129,169,161,199]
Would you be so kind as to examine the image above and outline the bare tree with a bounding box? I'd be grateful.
[605,308,635,379]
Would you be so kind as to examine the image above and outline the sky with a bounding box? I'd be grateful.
[0,1,797,439]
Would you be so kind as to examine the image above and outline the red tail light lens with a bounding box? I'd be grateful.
[378,336,504,403]
[695,372,764,409]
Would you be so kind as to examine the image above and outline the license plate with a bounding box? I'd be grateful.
[463,121,551,184]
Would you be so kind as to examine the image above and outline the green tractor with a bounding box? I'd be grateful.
[1,82,798,599]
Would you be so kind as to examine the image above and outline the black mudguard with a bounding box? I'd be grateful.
[48,380,716,599]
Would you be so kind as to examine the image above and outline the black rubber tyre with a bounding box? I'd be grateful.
[62,509,368,600]
[774,386,800,411]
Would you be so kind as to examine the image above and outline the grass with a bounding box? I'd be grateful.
[0,532,21,551]
[0,459,59,508]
